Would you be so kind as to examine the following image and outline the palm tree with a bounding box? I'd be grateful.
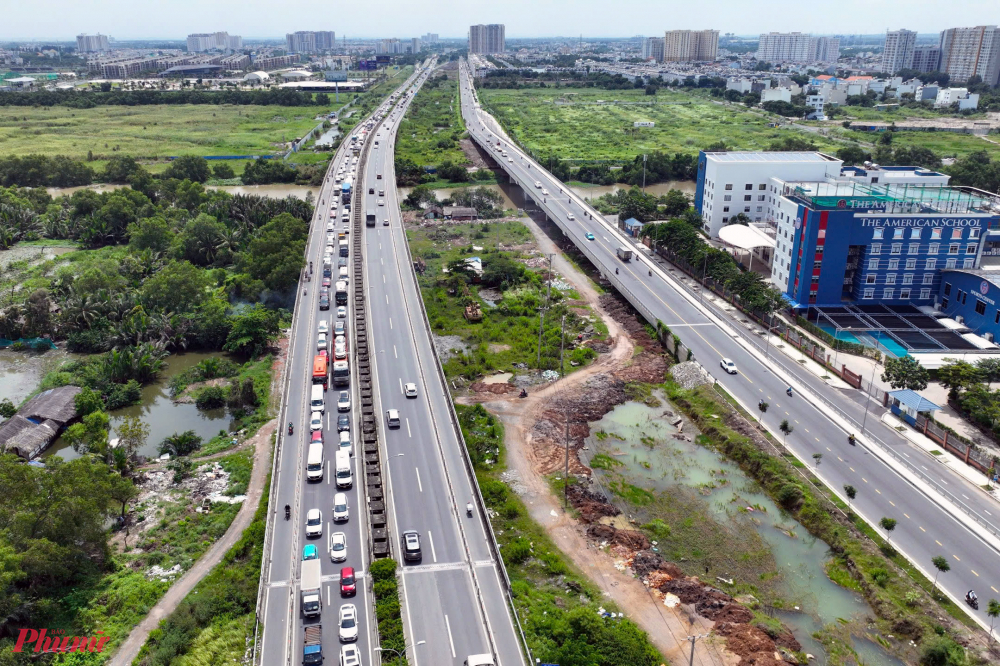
[987,599,1000,644]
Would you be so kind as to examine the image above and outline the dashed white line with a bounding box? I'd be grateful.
[406,418,412,438]
[444,613,455,658]
[415,466,423,493]
[428,530,437,563]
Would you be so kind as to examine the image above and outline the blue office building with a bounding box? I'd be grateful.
[770,179,1000,309]
[937,270,1000,343]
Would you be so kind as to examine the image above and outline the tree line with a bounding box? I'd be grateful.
[0,87,326,109]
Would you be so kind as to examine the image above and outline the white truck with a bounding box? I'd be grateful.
[300,559,322,617]
[616,246,633,262]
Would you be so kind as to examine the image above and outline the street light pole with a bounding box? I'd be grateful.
[861,329,883,432]
[374,640,425,663]
[642,153,647,192]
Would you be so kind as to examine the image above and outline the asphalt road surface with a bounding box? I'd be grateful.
[458,60,1000,633]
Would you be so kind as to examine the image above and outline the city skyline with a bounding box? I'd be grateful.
[1,0,996,41]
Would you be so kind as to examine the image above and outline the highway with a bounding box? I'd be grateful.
[360,62,527,666]
[258,65,425,666]
[458,60,1000,632]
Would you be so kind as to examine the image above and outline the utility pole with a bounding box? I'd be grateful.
[564,410,570,508]
[686,634,709,666]
[642,153,647,192]
[536,305,547,367]
[559,314,567,378]
[545,253,554,306]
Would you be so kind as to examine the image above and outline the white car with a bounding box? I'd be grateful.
[330,531,347,562]
[567,213,575,221]
[339,604,359,642]
[339,644,361,666]
[542,189,549,195]
[333,492,349,522]
[310,411,324,431]
[337,306,347,319]
[337,391,351,411]
[720,358,738,375]
[335,342,347,360]
[327,222,335,232]
[317,333,328,351]
[305,509,323,538]
[534,181,542,188]
[383,218,390,226]
[404,382,418,398]
[377,199,385,207]
[318,320,330,335]
[339,430,352,456]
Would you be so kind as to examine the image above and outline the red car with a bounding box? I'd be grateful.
[340,567,356,596]
[322,277,332,288]
[311,430,323,445]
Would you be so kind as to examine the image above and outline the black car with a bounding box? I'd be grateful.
[319,296,330,310]
[337,414,350,432]
[401,530,421,562]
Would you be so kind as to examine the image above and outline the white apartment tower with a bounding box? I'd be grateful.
[881,29,917,73]
[939,25,1000,85]
[76,33,109,53]
[186,32,241,52]
[286,31,335,53]
[642,37,664,62]
[809,36,840,63]
[757,32,813,63]
[663,30,719,62]
[469,24,505,54]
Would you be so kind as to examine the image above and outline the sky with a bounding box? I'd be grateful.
[3,0,998,41]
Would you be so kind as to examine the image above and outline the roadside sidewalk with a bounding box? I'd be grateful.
[882,411,998,494]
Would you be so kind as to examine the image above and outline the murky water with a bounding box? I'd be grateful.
[45,351,236,462]
[570,180,696,200]
[47,183,316,200]
[0,349,82,406]
[585,395,904,666]
[397,183,518,210]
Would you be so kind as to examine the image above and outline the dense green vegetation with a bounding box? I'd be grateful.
[457,403,662,666]
[370,558,406,665]
[407,221,603,380]
[935,358,1000,450]
[338,65,414,135]
[395,72,469,172]
[0,449,248,664]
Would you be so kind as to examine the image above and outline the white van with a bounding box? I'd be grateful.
[385,409,400,429]
[311,384,325,412]
[335,450,352,489]
[306,443,324,482]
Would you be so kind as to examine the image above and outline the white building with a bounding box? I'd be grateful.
[757,32,812,63]
[726,77,753,93]
[881,29,917,73]
[696,151,843,238]
[469,24,505,54]
[642,37,664,62]
[935,87,980,110]
[809,36,840,63]
[243,71,271,85]
[76,33,109,53]
[761,87,792,103]
[187,31,241,53]
[939,25,1000,85]
[663,30,719,62]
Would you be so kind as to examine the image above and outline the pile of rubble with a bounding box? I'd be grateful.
[669,361,713,389]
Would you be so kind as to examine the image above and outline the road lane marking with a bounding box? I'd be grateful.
[862,477,868,483]
[327,460,331,485]
[919,526,925,532]
[406,418,412,438]
[444,613,455,658]
[386,294,389,304]
[972,570,979,577]
[389,318,393,329]
[993,586,999,594]
[889,500,894,506]
[837,456,843,462]
[875,489,881,495]
[936,540,943,546]
[826,447,831,452]
[953,555,960,561]
[904,513,910,519]
[850,467,855,472]
[428,530,438,564]
[399,378,403,395]
[415,466,422,492]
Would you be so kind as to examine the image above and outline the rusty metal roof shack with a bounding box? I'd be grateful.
[0,386,82,459]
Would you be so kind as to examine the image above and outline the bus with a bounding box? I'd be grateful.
[312,355,328,389]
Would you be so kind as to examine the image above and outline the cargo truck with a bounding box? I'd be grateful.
[332,360,350,386]
[300,559,323,617]
[335,281,348,305]
[303,625,323,665]
[366,208,376,227]
[616,246,632,262]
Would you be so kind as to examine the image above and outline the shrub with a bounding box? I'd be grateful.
[776,482,803,509]
[195,386,226,410]
[869,567,891,587]
[919,636,967,666]
[502,537,532,564]
[160,430,203,457]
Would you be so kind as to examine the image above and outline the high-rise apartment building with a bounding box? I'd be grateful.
[881,29,917,73]
[911,45,942,73]
[662,30,719,62]
[411,38,421,54]
[939,25,1000,85]
[76,33,110,53]
[469,24,505,54]
[808,36,840,63]
[286,31,335,53]
[186,32,241,52]
[642,37,664,62]
[422,33,439,44]
[756,32,812,63]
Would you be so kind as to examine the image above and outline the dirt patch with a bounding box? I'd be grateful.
[715,623,787,666]
[460,138,492,168]
[470,381,518,395]
[487,343,511,353]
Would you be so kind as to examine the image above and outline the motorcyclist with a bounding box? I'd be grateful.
[288,422,294,434]
[786,386,793,397]
[284,504,290,518]
[967,590,978,606]
[615,267,619,275]
[849,433,856,445]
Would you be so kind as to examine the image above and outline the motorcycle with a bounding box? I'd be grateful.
[284,504,290,520]
[848,434,856,446]
[966,591,979,610]
[288,422,294,435]
[786,387,793,397]
[466,502,474,517]
[519,388,528,399]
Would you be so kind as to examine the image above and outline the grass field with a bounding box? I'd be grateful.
[479,87,844,160]
[0,103,331,163]
[396,71,469,167]
[830,126,1000,159]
